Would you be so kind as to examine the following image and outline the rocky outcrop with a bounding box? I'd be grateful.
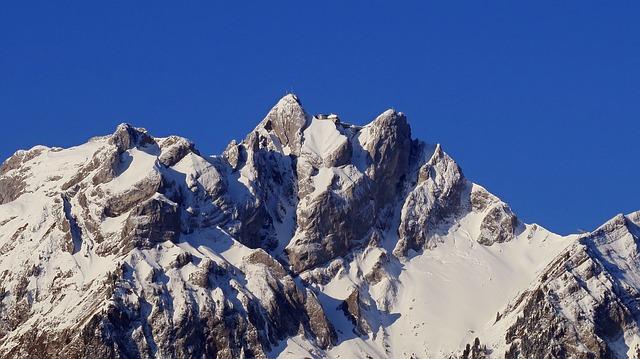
[0,147,44,204]
[157,136,198,167]
[0,147,46,176]
[339,289,372,336]
[450,338,491,359]
[95,124,156,186]
[245,249,288,277]
[504,212,640,358]
[109,123,156,152]
[0,175,27,205]
[120,196,180,251]
[359,109,412,207]
[394,144,466,256]
[61,124,157,191]
[239,249,337,350]
[303,288,337,348]
[477,203,518,245]
[471,186,519,246]
[287,110,418,272]
[102,171,162,217]
[223,140,244,170]
[258,93,309,156]
[219,97,306,250]
[287,168,375,272]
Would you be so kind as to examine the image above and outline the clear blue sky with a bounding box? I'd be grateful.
[1,2,639,234]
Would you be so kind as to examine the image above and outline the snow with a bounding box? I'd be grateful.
[302,117,347,161]
[272,199,297,258]
[19,141,103,192]
[310,167,335,197]
[291,210,576,358]
[385,220,574,357]
[271,335,320,358]
[104,146,159,192]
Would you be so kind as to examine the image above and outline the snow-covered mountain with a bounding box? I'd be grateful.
[0,94,639,358]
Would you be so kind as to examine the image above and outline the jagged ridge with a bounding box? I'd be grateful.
[0,95,638,358]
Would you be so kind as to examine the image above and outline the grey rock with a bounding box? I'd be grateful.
[504,212,640,358]
[339,289,372,336]
[0,174,27,205]
[245,249,288,278]
[0,147,46,204]
[103,172,162,217]
[303,288,337,348]
[188,258,216,287]
[477,203,518,246]
[323,133,352,168]
[119,196,180,252]
[171,252,192,269]
[109,123,156,152]
[363,252,389,285]
[360,109,412,207]
[258,93,309,156]
[394,144,465,256]
[223,140,244,170]
[287,173,375,272]
[0,147,45,176]
[157,136,198,167]
[454,337,490,359]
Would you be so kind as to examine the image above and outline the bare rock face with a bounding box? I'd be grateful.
[394,144,466,256]
[110,123,156,151]
[303,288,338,348]
[451,337,491,359]
[60,124,158,191]
[239,249,337,351]
[471,186,519,245]
[339,289,372,336]
[504,212,640,358]
[0,147,46,176]
[103,171,163,217]
[188,257,217,287]
[0,175,27,205]
[477,203,518,245]
[245,249,288,278]
[323,134,352,168]
[259,93,310,156]
[94,124,157,186]
[157,136,198,167]
[359,109,412,207]
[120,196,180,251]
[287,168,375,272]
[222,140,243,170]
[287,111,415,272]
[0,147,45,204]
[218,96,308,250]
[171,251,193,268]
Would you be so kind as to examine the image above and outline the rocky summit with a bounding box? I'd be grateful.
[0,95,639,358]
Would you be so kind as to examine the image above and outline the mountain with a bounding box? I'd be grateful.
[0,94,639,358]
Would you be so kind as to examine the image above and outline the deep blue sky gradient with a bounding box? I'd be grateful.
[2,2,639,234]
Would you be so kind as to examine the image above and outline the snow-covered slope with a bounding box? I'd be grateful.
[0,94,638,359]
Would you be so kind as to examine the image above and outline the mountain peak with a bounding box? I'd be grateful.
[269,93,305,116]
[278,92,301,104]
[110,122,155,150]
[250,94,310,155]
[0,97,638,358]
[371,108,406,126]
